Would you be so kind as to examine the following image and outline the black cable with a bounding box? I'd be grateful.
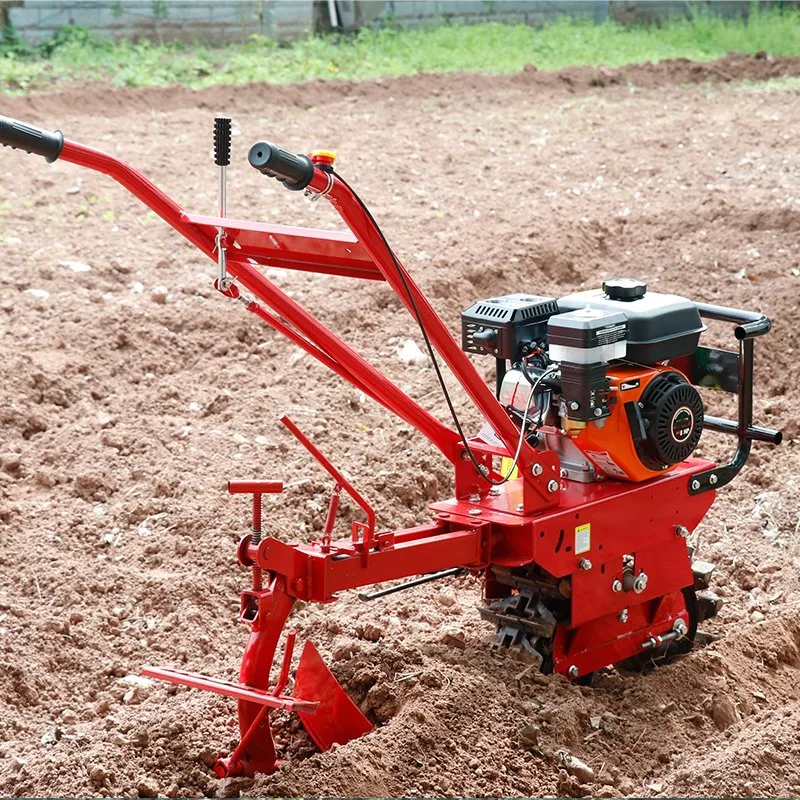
[334,171,522,486]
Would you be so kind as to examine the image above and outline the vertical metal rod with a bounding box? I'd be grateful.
[217,164,227,287]
[252,492,263,591]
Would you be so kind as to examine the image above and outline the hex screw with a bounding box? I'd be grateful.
[578,558,592,571]
[569,401,580,411]
[532,463,543,476]
[568,665,580,679]
[709,474,718,485]
[675,525,689,538]
[612,579,623,592]
[594,407,603,417]
[691,479,701,491]
[469,493,481,503]
[468,508,482,516]
[547,479,559,493]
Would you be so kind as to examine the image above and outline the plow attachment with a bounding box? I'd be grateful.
[144,582,372,776]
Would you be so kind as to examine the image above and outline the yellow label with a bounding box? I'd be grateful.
[575,523,591,554]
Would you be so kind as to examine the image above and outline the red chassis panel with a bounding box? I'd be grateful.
[246,458,714,610]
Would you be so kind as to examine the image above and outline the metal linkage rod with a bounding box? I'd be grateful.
[357,567,465,601]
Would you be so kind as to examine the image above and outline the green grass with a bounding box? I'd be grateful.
[1,5,799,95]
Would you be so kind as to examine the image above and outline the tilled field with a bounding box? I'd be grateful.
[0,54,799,798]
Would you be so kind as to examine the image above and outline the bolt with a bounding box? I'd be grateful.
[709,473,718,486]
[675,525,689,538]
[469,493,481,503]
[673,618,688,636]
[532,463,543,477]
[691,479,701,491]
[515,503,524,512]
[633,572,648,594]
[468,508,482,516]
[594,407,603,417]
[578,558,592,571]
[612,579,623,593]
[560,468,569,479]
[568,665,580,679]
[569,401,580,411]
[489,488,500,496]
[547,479,559,493]
[618,608,629,623]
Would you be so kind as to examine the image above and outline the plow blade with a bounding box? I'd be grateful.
[294,640,374,751]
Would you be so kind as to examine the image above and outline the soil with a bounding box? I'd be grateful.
[1,52,799,798]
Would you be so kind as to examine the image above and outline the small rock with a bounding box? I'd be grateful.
[24,288,50,299]
[397,339,427,365]
[59,260,91,273]
[519,723,540,748]
[435,587,457,608]
[1,453,21,474]
[89,766,108,786]
[175,539,190,556]
[123,687,142,704]
[10,756,25,772]
[137,778,159,798]
[556,750,595,783]
[197,748,217,768]
[151,285,168,304]
[647,782,665,794]
[439,626,466,649]
[750,610,765,624]
[40,729,59,746]
[710,692,738,730]
[355,623,383,642]
[232,432,248,445]
[60,708,78,725]
[109,733,131,746]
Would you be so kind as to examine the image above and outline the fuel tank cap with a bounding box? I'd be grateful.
[602,278,647,301]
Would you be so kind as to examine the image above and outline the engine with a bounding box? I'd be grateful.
[461,278,707,483]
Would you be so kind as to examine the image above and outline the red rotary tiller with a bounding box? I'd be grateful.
[0,114,781,777]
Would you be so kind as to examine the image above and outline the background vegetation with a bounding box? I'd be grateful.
[1,4,799,94]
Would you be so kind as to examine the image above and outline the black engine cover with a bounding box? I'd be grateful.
[637,371,704,469]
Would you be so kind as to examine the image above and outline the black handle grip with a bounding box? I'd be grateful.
[247,140,314,191]
[214,116,231,167]
[0,115,63,163]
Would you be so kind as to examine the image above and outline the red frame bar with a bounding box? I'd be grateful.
[57,138,558,507]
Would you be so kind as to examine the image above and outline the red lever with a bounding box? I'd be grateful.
[228,480,283,495]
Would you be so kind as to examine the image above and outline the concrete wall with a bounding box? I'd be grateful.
[6,1,757,44]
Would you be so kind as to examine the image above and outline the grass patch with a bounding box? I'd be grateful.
[1,5,799,95]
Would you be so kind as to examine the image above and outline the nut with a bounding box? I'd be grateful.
[612,579,623,593]
[709,473,718,485]
[547,479,559,493]
[578,558,592,571]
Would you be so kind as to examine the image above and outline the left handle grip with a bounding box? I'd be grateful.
[0,115,63,163]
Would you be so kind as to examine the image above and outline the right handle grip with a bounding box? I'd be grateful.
[247,140,314,191]
[0,115,63,163]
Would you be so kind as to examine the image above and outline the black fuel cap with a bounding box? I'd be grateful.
[603,278,647,301]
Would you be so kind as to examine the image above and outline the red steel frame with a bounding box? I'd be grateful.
[56,137,717,776]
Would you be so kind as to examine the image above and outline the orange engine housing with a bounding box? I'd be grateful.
[571,364,693,483]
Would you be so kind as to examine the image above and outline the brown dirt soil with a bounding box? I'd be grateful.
[0,54,799,798]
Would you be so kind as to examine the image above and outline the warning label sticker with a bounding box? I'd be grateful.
[584,450,628,480]
[575,523,591,554]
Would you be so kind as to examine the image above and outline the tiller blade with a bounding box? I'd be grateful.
[294,640,374,752]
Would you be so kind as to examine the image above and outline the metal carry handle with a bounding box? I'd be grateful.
[247,140,315,191]
[0,114,64,163]
[689,302,781,495]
